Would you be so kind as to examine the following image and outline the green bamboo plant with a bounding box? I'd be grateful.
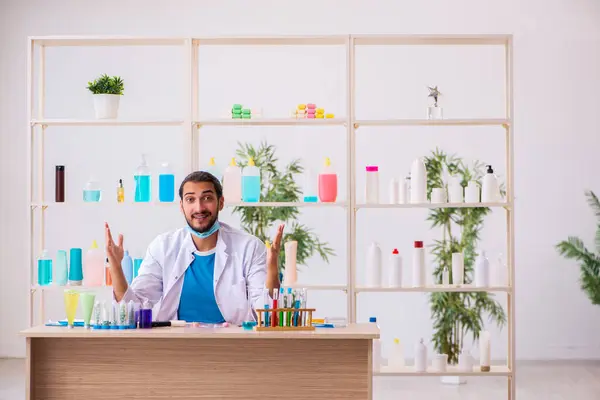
[232,141,335,271]
[556,190,600,306]
[425,148,506,364]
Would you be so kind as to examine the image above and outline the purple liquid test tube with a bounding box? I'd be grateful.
[139,301,152,329]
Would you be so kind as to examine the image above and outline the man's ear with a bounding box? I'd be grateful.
[219,197,225,211]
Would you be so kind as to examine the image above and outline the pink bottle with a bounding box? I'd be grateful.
[84,240,105,286]
[318,157,338,202]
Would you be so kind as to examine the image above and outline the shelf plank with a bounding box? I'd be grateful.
[31,36,186,47]
[356,202,509,209]
[289,284,347,291]
[374,365,511,377]
[196,35,347,46]
[30,201,347,208]
[353,34,510,46]
[227,202,346,208]
[31,119,184,127]
[355,119,509,127]
[196,118,346,127]
[356,285,511,293]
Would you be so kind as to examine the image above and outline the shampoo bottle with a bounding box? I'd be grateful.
[465,181,480,203]
[481,165,500,202]
[318,157,338,202]
[121,250,133,284]
[388,248,402,288]
[475,249,490,287]
[410,158,427,204]
[415,338,428,372]
[448,174,464,203]
[242,158,261,203]
[412,241,425,287]
[366,243,382,287]
[223,157,242,203]
[84,240,104,286]
[399,175,410,204]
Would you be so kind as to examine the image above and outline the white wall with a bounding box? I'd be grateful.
[1,0,600,360]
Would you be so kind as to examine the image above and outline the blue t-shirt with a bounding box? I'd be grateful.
[177,249,226,323]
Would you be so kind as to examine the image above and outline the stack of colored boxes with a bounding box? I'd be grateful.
[293,103,335,119]
[232,104,252,119]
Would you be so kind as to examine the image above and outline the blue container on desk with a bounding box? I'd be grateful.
[68,248,83,284]
[133,258,143,279]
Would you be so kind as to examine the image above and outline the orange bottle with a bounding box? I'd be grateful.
[105,258,112,286]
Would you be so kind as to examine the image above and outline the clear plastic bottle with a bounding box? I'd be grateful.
[37,249,52,286]
[303,168,318,202]
[134,154,151,202]
[242,157,261,202]
[121,250,133,284]
[84,240,104,286]
[158,162,175,202]
[54,250,68,286]
[389,338,405,368]
[83,177,101,202]
[204,157,221,182]
[223,157,242,203]
[318,157,338,203]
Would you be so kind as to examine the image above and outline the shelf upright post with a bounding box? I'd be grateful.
[38,43,47,325]
[186,38,199,174]
[347,35,357,323]
[27,38,35,328]
[504,35,516,400]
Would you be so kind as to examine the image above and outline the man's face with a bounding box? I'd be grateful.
[180,181,223,233]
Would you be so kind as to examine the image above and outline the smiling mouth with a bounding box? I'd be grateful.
[193,214,209,222]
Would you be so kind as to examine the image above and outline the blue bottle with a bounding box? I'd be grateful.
[242,157,261,202]
[121,250,133,284]
[37,249,52,286]
[158,162,175,202]
[133,258,143,279]
[55,250,68,286]
[134,155,151,202]
[69,248,83,285]
[83,177,102,202]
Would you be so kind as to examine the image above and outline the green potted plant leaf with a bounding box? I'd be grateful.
[86,74,124,119]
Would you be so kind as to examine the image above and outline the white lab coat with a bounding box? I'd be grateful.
[120,222,267,325]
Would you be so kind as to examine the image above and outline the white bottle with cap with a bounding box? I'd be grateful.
[370,317,381,371]
[481,165,500,202]
[465,181,480,203]
[389,178,399,204]
[388,249,402,288]
[389,338,405,368]
[415,338,428,372]
[412,241,425,287]
[366,243,382,287]
[410,158,427,203]
[448,174,464,203]
[399,175,410,204]
[474,250,490,287]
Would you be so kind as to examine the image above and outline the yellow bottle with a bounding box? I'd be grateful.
[117,179,125,203]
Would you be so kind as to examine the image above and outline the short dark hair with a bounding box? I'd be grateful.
[179,171,223,199]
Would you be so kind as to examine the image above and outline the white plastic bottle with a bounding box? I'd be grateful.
[465,181,480,203]
[388,249,402,288]
[366,243,382,287]
[480,331,491,372]
[474,249,490,287]
[365,166,380,204]
[415,338,428,372]
[204,157,221,181]
[389,338,405,368]
[494,254,507,286]
[481,165,500,202]
[399,176,410,204]
[442,266,449,286]
[410,158,427,203]
[84,240,104,286]
[389,178,399,204]
[412,241,425,287]
[452,252,464,286]
[448,174,464,203]
[369,317,382,371]
[223,157,242,203]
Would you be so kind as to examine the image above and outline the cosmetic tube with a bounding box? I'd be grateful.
[452,253,464,285]
[480,331,491,372]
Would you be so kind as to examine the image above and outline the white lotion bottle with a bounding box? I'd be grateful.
[389,338,405,368]
[410,159,427,204]
[448,174,464,203]
[366,243,382,287]
[481,165,500,202]
[480,331,491,372]
[494,254,507,286]
[388,249,402,288]
[415,338,428,372]
[442,266,450,286]
[365,165,380,204]
[389,178,399,204]
[399,176,409,204]
[222,157,242,203]
[452,253,464,285]
[474,249,490,287]
[283,241,298,286]
[370,317,381,371]
[465,181,480,203]
[412,241,425,287]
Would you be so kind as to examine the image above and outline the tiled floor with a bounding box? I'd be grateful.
[1,358,599,399]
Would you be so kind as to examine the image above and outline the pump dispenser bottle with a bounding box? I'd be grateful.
[481,165,500,202]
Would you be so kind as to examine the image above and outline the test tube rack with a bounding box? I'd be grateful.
[254,307,316,331]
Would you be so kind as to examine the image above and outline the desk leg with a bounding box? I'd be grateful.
[25,338,34,400]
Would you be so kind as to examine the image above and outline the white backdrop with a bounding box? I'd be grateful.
[1,0,600,360]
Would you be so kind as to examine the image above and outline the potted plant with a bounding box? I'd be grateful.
[556,190,600,306]
[86,74,124,119]
[425,148,506,384]
[232,141,335,274]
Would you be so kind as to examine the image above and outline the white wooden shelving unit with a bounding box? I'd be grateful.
[27,34,514,398]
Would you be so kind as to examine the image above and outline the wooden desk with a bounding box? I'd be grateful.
[21,323,378,400]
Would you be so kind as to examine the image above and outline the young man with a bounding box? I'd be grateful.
[105,171,282,325]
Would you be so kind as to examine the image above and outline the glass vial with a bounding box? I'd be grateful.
[55,166,65,202]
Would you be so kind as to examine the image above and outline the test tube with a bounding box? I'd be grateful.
[279,288,285,327]
[118,301,128,329]
[263,289,270,327]
[139,301,152,329]
[101,301,110,329]
[92,301,101,329]
[128,301,136,329]
[271,288,279,327]
[110,301,118,329]
[301,289,308,326]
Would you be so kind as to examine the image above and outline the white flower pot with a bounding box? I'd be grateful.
[93,94,120,119]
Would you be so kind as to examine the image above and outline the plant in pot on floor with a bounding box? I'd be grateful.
[556,190,600,306]
[232,141,335,279]
[425,148,506,383]
[87,74,124,119]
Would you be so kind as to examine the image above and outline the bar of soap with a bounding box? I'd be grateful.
[325,113,335,118]
[297,104,306,110]
[316,108,325,114]
[242,109,251,114]
[307,114,315,119]
[306,103,316,109]
[307,109,316,115]
[232,114,242,119]
[232,109,242,114]
[316,114,324,119]
[232,104,243,110]
[241,114,251,119]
